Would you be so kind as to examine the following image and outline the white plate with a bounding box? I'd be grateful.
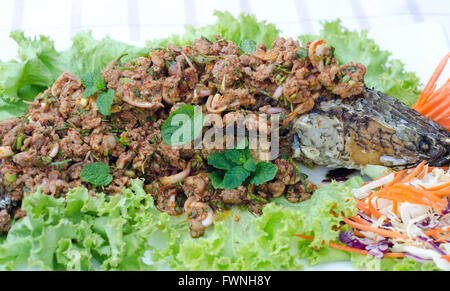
[0,21,448,271]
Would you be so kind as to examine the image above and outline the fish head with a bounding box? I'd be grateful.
[290,89,450,169]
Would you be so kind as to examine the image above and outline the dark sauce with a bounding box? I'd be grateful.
[322,168,356,183]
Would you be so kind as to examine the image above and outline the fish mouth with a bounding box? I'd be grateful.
[426,138,450,167]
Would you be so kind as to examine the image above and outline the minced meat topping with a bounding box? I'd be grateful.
[0,36,364,236]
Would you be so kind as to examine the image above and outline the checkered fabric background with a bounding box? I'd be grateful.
[0,0,449,83]
[0,0,448,45]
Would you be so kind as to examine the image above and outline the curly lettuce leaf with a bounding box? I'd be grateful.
[0,179,162,270]
[299,20,421,106]
[64,31,148,76]
[142,177,363,270]
[0,31,147,120]
[0,172,429,271]
[148,11,280,49]
[350,254,440,271]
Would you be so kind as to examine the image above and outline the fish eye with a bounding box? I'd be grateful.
[419,138,430,152]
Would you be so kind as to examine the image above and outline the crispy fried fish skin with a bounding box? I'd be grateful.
[291,88,450,169]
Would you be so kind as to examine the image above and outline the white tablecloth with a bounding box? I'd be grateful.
[1,0,449,46]
[0,0,449,83]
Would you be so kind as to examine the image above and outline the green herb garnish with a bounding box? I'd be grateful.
[296,48,308,59]
[161,105,205,146]
[4,173,16,186]
[80,162,113,186]
[208,141,278,189]
[81,70,106,98]
[120,78,133,84]
[288,157,310,193]
[96,89,115,116]
[239,39,257,54]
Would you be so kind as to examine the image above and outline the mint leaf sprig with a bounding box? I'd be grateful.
[161,104,205,146]
[80,162,113,186]
[207,143,278,189]
[80,69,115,116]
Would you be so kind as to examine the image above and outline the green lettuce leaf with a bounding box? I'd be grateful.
[350,254,440,271]
[0,31,146,120]
[142,177,363,270]
[148,11,280,49]
[0,179,162,270]
[63,31,148,76]
[299,20,422,106]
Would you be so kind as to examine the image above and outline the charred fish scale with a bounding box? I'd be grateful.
[292,88,450,169]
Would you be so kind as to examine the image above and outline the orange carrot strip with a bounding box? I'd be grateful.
[424,228,450,236]
[413,53,449,110]
[376,188,436,209]
[441,255,450,263]
[416,80,450,130]
[293,234,405,258]
[419,182,450,191]
[392,200,398,216]
[294,234,369,255]
[417,166,427,180]
[389,185,446,209]
[355,199,371,216]
[402,161,426,183]
[349,216,371,226]
[327,241,371,256]
[368,197,384,220]
[393,184,447,205]
[427,167,449,172]
[294,234,314,240]
[387,171,406,187]
[384,253,406,258]
[436,233,450,243]
[376,191,423,205]
[417,83,449,115]
[342,217,410,240]
[432,186,450,197]
[386,190,444,212]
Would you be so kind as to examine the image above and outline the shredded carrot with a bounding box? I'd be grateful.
[375,183,447,212]
[419,182,450,191]
[392,200,398,216]
[341,162,450,264]
[436,233,450,243]
[392,184,447,206]
[342,217,410,240]
[293,234,405,258]
[430,186,450,197]
[387,171,406,187]
[402,161,426,183]
[417,165,427,180]
[384,253,406,258]
[349,216,371,226]
[424,228,450,236]
[354,199,371,216]
[375,187,437,210]
[367,196,384,220]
